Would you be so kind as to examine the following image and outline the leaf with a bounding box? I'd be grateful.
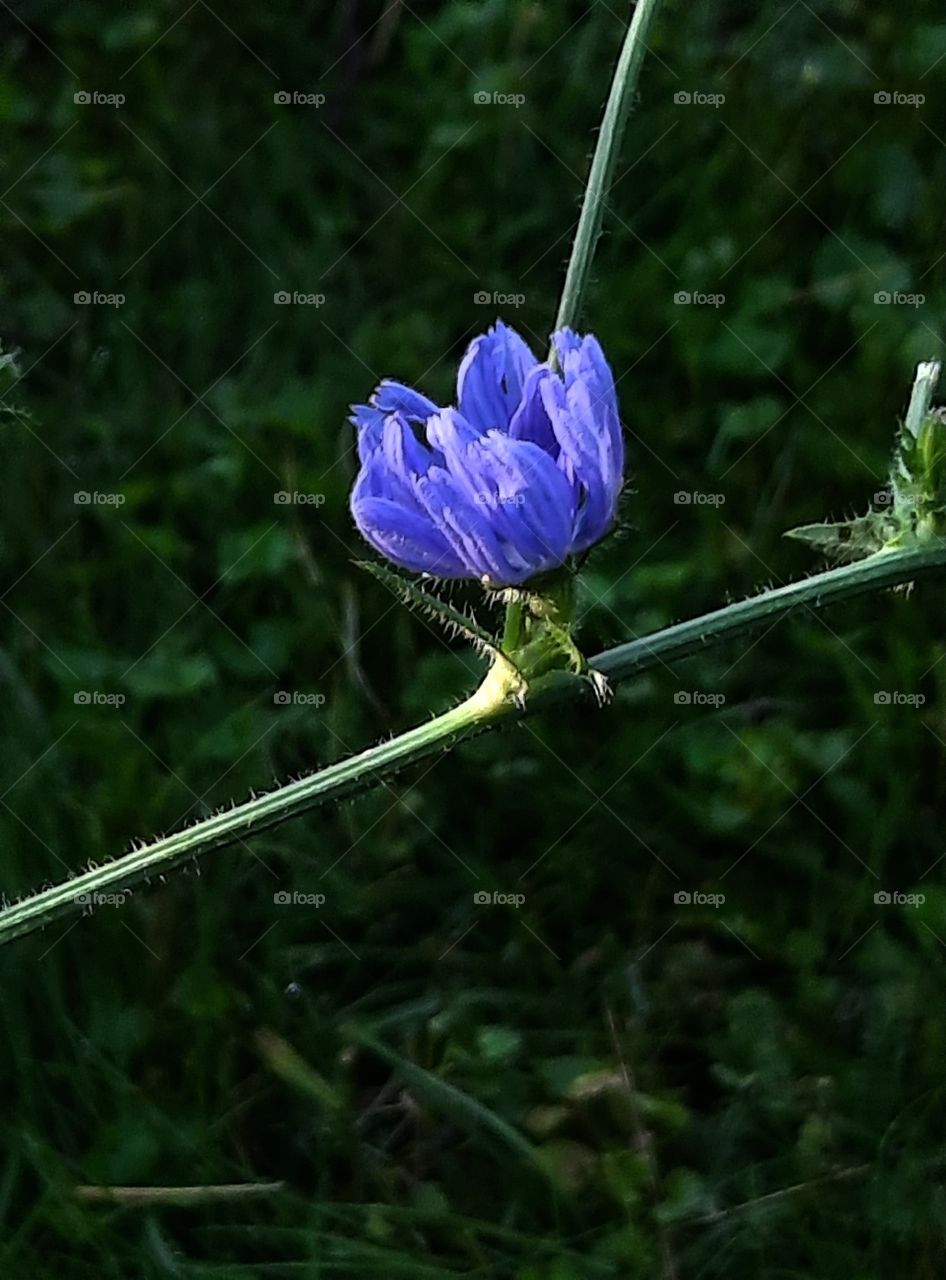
[784,513,888,563]
[356,560,503,661]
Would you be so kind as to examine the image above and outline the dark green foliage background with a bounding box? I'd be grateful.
[2,1,946,1275]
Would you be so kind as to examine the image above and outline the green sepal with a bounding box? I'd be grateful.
[787,361,946,562]
[784,512,889,564]
[355,561,506,663]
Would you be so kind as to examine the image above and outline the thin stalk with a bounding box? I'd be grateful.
[3,542,945,948]
[552,0,664,341]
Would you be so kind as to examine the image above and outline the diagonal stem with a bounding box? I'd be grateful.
[3,542,945,947]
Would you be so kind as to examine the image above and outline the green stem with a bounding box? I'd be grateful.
[552,0,664,342]
[502,597,524,650]
[509,0,664,650]
[3,543,945,947]
[592,544,946,681]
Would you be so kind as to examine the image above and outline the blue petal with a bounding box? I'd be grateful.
[427,412,575,583]
[508,364,560,456]
[551,327,582,367]
[349,403,386,466]
[456,321,538,432]
[351,416,426,517]
[372,379,440,423]
[382,413,435,488]
[414,466,519,583]
[466,432,575,579]
[351,494,467,577]
[541,335,624,551]
[350,380,440,466]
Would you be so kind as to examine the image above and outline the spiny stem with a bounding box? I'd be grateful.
[521,0,664,645]
[552,0,664,342]
[592,545,946,682]
[3,542,946,948]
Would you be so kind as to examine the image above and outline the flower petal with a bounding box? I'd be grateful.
[414,466,520,583]
[372,379,440,423]
[456,321,538,432]
[467,431,576,577]
[508,364,560,456]
[351,493,467,577]
[349,403,386,465]
[426,412,575,582]
[543,332,624,550]
[383,413,435,487]
[350,380,440,466]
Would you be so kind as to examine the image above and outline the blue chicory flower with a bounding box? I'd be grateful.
[349,321,624,586]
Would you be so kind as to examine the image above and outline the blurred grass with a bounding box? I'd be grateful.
[2,0,946,1276]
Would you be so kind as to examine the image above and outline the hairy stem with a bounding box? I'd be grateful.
[552,0,664,342]
[3,543,945,947]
